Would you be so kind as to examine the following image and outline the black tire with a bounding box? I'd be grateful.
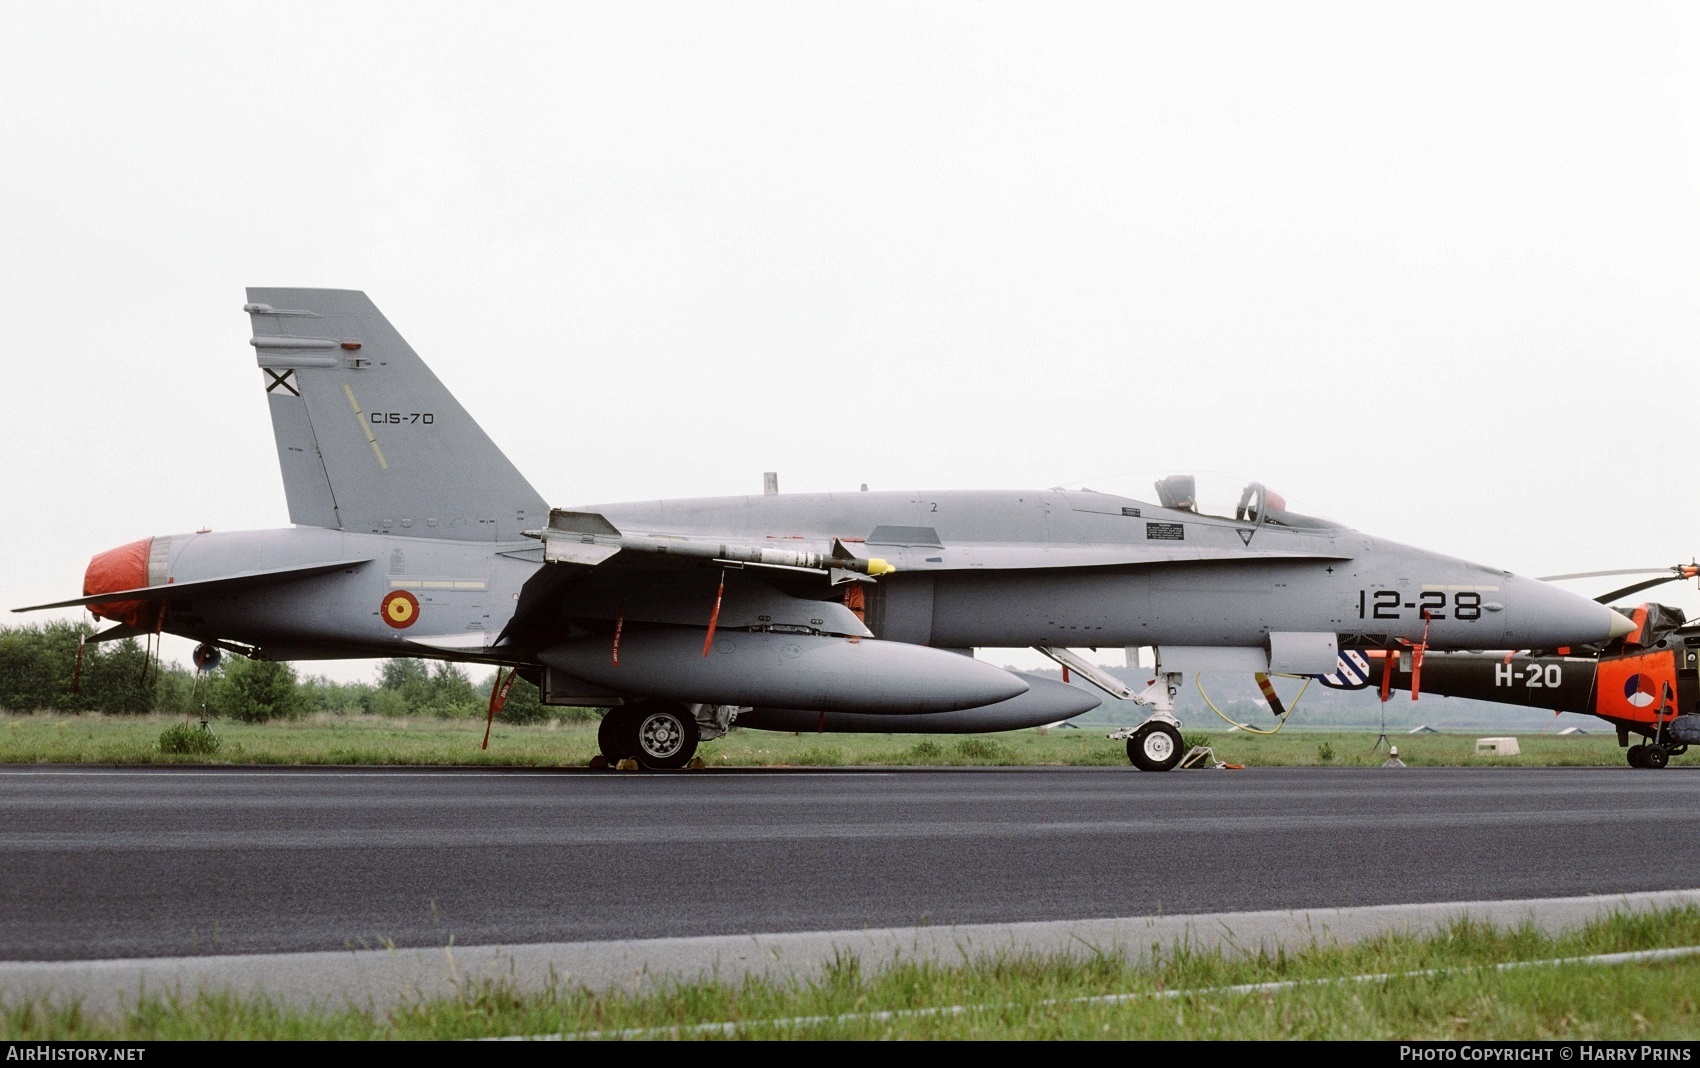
[1645,744,1671,770]
[1128,721,1184,772]
[1627,744,1648,769]
[631,703,700,771]
[598,707,636,763]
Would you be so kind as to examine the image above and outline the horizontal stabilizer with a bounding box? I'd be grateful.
[83,622,151,645]
[12,559,372,613]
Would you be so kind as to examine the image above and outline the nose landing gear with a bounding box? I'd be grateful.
[1034,646,1189,771]
[1127,720,1184,772]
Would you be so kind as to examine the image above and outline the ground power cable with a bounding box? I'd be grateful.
[1194,674,1310,736]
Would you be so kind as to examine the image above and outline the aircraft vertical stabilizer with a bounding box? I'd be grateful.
[245,288,547,541]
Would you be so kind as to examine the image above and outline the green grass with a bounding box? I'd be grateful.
[156,720,222,755]
[9,908,1700,1039]
[0,711,1686,768]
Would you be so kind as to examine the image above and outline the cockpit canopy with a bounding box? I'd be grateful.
[1150,474,1335,529]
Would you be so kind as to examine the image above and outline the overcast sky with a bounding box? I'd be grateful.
[3,2,1697,683]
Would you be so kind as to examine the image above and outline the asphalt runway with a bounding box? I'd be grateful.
[1,764,1694,963]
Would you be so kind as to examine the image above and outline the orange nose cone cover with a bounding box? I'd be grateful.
[84,537,158,628]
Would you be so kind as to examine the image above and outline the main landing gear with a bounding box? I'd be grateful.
[1619,719,1688,770]
[598,701,701,770]
[1627,743,1679,770]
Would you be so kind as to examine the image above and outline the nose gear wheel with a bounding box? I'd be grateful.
[1128,721,1184,772]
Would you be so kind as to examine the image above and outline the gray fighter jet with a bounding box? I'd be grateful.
[15,289,1634,770]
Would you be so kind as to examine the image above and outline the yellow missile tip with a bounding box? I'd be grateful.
[868,558,896,575]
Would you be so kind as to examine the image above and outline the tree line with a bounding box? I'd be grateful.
[0,621,589,723]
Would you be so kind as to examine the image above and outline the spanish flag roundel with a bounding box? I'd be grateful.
[381,590,420,629]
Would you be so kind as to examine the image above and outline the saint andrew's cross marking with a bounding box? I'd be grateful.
[265,369,299,396]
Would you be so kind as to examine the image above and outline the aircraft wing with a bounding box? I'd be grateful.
[493,508,1355,654]
[857,544,1351,570]
[12,559,374,612]
[531,509,1349,580]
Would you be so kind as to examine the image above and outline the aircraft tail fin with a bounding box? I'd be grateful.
[245,288,547,541]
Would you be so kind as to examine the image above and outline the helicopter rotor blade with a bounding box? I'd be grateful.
[1539,567,1682,581]
[1594,575,1689,605]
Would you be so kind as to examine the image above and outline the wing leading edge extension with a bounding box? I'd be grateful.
[530,508,1349,577]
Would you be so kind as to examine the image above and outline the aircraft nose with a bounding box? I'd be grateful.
[1503,575,1637,651]
[1607,609,1637,641]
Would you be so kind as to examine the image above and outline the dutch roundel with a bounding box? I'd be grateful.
[1623,673,1657,709]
